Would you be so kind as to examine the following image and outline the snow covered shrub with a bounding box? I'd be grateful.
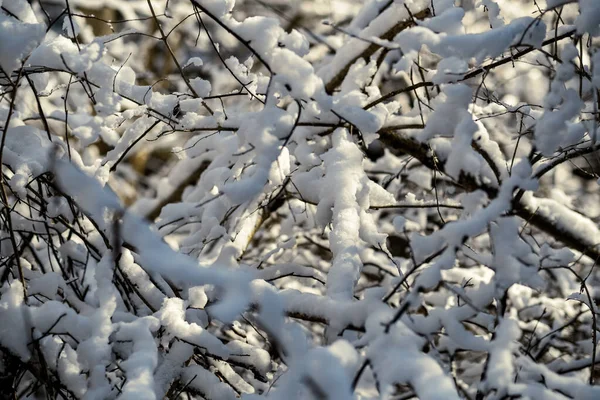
[2,0,600,398]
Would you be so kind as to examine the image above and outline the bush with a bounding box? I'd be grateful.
[1,0,600,398]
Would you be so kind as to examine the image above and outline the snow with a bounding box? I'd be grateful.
[62,16,81,38]
[2,0,600,398]
[190,78,212,98]
[0,282,30,360]
[318,0,430,90]
[113,317,160,400]
[576,0,600,36]
[0,11,44,73]
[181,364,238,400]
[534,43,585,156]
[365,310,461,399]
[484,318,520,392]
[157,298,230,358]
[184,57,204,68]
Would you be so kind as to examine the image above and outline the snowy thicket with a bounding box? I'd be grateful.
[1,0,600,398]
